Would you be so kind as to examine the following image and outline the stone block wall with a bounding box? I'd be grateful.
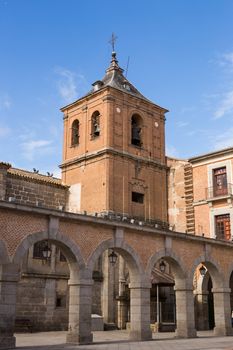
[15,275,69,332]
[0,165,68,211]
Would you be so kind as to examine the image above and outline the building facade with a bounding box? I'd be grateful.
[1,51,233,350]
[1,51,171,334]
[167,147,233,240]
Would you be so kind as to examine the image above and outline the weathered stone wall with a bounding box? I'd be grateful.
[15,275,69,332]
[6,174,67,210]
[0,163,68,212]
[15,250,103,332]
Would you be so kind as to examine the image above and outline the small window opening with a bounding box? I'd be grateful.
[131,114,142,147]
[91,111,100,138]
[56,297,62,307]
[56,294,66,308]
[71,119,80,146]
[132,191,144,204]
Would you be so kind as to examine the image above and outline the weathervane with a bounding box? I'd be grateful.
[109,33,117,52]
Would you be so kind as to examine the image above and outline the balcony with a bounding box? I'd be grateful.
[206,183,233,201]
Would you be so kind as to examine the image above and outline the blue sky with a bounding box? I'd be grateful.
[1,0,233,177]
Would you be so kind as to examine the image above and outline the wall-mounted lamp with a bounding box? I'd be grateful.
[42,241,52,260]
[108,250,118,265]
[199,265,206,277]
[159,260,166,273]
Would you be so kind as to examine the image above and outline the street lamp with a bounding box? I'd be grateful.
[159,260,166,273]
[42,241,52,260]
[199,265,206,277]
[108,250,118,265]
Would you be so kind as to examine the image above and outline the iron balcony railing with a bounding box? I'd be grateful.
[206,183,233,200]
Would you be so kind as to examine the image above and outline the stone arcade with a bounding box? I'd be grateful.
[1,51,233,349]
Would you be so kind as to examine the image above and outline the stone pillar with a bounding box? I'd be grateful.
[212,288,233,336]
[66,279,93,345]
[0,264,19,350]
[117,297,128,329]
[117,256,127,329]
[101,250,115,325]
[129,282,152,341]
[175,288,197,338]
[194,291,209,330]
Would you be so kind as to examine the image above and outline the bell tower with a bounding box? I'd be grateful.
[60,50,168,224]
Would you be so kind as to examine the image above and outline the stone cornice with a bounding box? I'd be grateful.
[60,147,168,170]
[189,147,233,164]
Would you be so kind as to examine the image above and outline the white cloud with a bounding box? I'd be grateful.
[213,128,233,150]
[55,68,77,103]
[166,145,180,158]
[176,121,189,128]
[218,52,233,69]
[223,52,233,65]
[0,125,10,138]
[54,67,89,104]
[21,140,54,161]
[180,106,196,114]
[0,94,11,110]
[214,90,233,119]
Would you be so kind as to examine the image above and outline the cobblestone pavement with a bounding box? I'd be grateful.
[15,330,233,350]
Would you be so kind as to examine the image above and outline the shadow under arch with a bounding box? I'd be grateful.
[192,256,228,333]
[191,255,225,289]
[0,239,10,264]
[86,237,152,342]
[12,230,86,279]
[87,238,145,282]
[146,248,187,288]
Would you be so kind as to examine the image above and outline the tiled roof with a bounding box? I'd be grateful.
[8,167,67,187]
[61,52,168,113]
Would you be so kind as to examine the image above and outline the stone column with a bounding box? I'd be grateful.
[66,278,93,345]
[117,297,128,329]
[212,288,233,336]
[194,291,209,330]
[129,282,152,341]
[0,263,19,350]
[175,288,197,338]
[117,256,128,329]
[101,250,115,325]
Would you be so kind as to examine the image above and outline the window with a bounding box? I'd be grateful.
[131,114,142,147]
[215,214,231,240]
[33,241,51,259]
[91,111,100,138]
[56,294,66,308]
[132,191,144,204]
[71,119,80,146]
[213,167,227,196]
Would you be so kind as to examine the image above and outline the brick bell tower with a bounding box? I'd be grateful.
[60,50,168,224]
